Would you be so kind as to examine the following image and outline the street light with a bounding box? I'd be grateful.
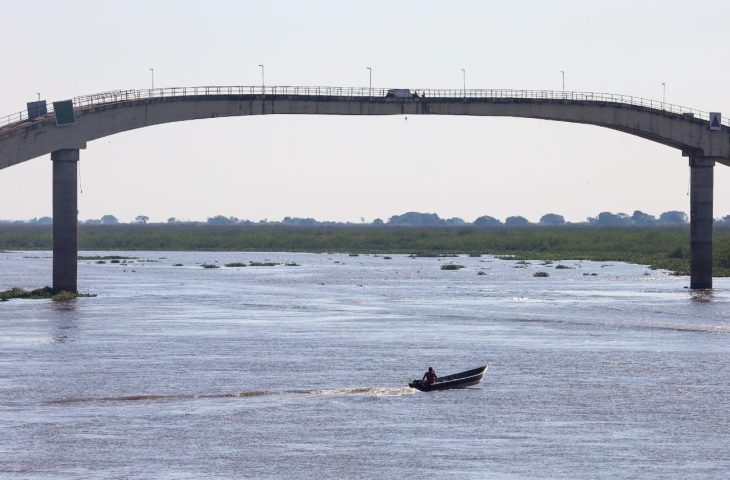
[662,82,666,108]
[258,64,265,92]
[367,66,372,96]
[149,67,154,90]
[461,68,466,96]
[561,70,565,91]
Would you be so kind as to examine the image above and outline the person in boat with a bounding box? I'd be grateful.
[422,367,438,384]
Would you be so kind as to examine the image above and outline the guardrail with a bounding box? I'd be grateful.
[2,85,728,131]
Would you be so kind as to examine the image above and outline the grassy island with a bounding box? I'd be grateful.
[1,224,730,276]
[0,286,96,302]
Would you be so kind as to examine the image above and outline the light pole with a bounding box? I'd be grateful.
[461,68,466,97]
[662,82,666,108]
[367,66,372,96]
[36,92,40,101]
[258,64,265,92]
[561,70,565,91]
[149,67,154,90]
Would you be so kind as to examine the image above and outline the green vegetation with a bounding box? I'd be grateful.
[78,255,138,260]
[201,263,220,269]
[249,261,280,267]
[224,262,247,267]
[533,271,550,277]
[2,224,730,276]
[441,263,465,270]
[1,286,96,302]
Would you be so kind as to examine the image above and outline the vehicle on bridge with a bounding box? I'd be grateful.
[385,88,413,98]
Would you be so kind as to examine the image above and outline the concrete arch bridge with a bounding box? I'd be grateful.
[1,86,728,291]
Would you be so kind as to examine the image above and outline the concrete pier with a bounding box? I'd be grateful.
[689,155,714,289]
[52,149,79,292]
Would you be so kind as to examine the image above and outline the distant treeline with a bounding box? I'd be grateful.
[2,223,730,276]
[8,209,730,228]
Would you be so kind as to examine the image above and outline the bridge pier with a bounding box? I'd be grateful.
[52,149,79,293]
[689,155,714,289]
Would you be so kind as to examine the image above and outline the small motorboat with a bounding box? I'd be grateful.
[408,365,488,392]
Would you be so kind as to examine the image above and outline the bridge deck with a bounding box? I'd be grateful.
[2,85,728,135]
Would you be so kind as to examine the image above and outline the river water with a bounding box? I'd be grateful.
[1,251,729,479]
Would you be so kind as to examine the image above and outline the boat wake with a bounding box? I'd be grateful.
[47,390,270,405]
[302,386,415,398]
[48,386,414,405]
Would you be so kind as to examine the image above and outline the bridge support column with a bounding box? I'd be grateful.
[52,149,79,293]
[689,155,714,289]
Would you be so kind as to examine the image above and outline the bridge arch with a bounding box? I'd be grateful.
[1,86,728,290]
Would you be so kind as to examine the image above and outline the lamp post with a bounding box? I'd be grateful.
[36,92,40,101]
[561,70,565,91]
[258,64,265,93]
[662,82,666,109]
[149,68,154,90]
[367,66,372,96]
[461,68,466,97]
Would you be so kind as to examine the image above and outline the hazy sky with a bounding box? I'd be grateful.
[1,0,730,223]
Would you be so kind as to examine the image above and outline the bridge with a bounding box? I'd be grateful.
[1,86,729,291]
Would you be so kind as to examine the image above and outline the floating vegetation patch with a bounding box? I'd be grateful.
[224,262,247,267]
[410,253,459,258]
[441,263,465,271]
[583,273,598,276]
[555,264,573,269]
[533,271,550,277]
[96,260,106,264]
[172,263,184,267]
[285,262,300,266]
[516,260,530,265]
[477,271,486,275]
[0,286,96,302]
[348,253,359,257]
[468,253,482,257]
[249,261,280,267]
[201,263,220,269]
[383,256,392,260]
[78,255,138,261]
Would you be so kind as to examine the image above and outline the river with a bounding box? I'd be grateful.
[1,251,729,479]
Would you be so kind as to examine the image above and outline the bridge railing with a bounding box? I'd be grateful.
[2,85,729,132]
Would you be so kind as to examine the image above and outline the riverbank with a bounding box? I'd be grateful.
[1,224,730,276]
